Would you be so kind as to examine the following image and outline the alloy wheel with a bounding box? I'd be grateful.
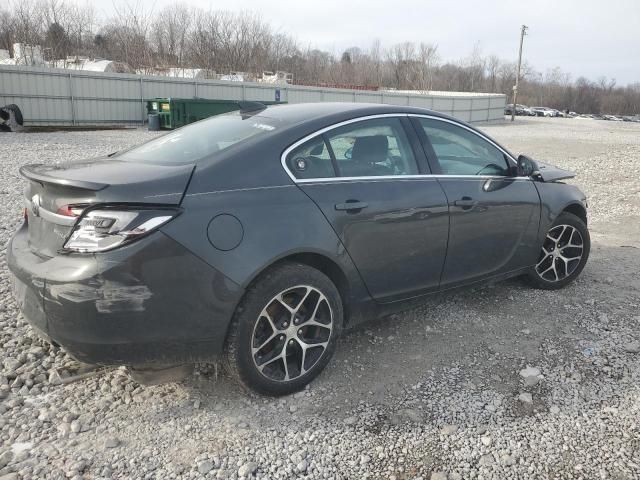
[535,224,584,282]
[251,285,333,382]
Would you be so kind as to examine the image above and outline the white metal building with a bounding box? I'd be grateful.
[0,65,506,126]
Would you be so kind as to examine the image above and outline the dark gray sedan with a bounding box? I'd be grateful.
[8,103,590,395]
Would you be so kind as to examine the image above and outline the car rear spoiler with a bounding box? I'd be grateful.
[19,164,108,191]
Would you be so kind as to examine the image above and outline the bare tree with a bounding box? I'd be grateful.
[1,2,638,114]
[150,4,191,67]
[485,55,500,92]
[0,7,16,52]
[103,0,154,69]
[11,0,46,47]
[416,42,439,90]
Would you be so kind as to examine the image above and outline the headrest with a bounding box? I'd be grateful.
[351,135,388,163]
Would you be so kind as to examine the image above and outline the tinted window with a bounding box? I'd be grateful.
[418,118,511,176]
[117,112,279,165]
[286,137,335,179]
[326,118,418,177]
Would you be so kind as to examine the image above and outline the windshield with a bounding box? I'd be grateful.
[116,112,279,164]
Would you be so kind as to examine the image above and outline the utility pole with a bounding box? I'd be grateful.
[511,25,528,122]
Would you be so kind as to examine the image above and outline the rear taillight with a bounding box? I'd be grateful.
[62,207,180,253]
[57,205,86,217]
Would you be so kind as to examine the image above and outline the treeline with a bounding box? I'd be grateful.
[1,1,639,115]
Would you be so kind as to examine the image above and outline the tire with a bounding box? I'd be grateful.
[4,104,23,125]
[526,212,590,290]
[224,262,343,396]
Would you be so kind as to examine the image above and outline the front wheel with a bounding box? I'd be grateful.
[526,212,590,289]
[224,263,342,396]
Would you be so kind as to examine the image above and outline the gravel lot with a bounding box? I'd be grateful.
[1,117,639,480]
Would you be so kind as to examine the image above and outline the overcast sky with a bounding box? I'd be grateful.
[104,0,639,85]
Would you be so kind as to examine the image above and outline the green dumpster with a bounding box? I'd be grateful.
[146,98,286,130]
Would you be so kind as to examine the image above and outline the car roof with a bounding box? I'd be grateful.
[251,102,513,162]
[192,101,518,192]
[257,102,454,126]
[254,102,515,158]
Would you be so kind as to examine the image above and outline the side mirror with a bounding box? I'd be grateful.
[517,155,540,178]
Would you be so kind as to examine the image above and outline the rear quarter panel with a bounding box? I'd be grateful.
[160,183,372,316]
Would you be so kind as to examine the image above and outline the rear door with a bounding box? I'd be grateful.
[411,116,540,287]
[284,115,449,302]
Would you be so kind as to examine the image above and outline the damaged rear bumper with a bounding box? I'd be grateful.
[7,224,244,366]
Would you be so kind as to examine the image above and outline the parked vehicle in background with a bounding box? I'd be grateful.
[531,107,554,117]
[7,102,591,395]
[505,104,536,116]
[505,104,522,116]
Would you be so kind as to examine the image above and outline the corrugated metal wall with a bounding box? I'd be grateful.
[0,65,506,126]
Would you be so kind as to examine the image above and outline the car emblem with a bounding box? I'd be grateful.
[31,194,40,217]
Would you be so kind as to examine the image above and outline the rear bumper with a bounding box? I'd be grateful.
[7,224,244,366]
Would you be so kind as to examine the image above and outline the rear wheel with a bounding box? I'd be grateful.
[224,263,342,396]
[527,212,590,289]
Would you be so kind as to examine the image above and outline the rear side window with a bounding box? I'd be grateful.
[418,118,511,176]
[117,112,279,165]
[286,137,336,179]
[327,118,418,177]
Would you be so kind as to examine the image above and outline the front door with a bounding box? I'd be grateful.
[413,116,541,287]
[285,116,450,301]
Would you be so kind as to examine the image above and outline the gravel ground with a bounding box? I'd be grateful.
[1,116,639,480]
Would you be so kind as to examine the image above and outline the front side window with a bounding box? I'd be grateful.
[286,137,335,179]
[418,118,511,176]
[326,118,418,177]
[117,112,279,165]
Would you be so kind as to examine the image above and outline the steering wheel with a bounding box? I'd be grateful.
[475,164,504,176]
[388,155,404,174]
[344,147,353,159]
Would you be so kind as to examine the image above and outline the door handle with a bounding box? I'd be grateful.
[453,197,478,210]
[335,201,369,212]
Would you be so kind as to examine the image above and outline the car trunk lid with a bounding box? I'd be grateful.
[21,158,194,257]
